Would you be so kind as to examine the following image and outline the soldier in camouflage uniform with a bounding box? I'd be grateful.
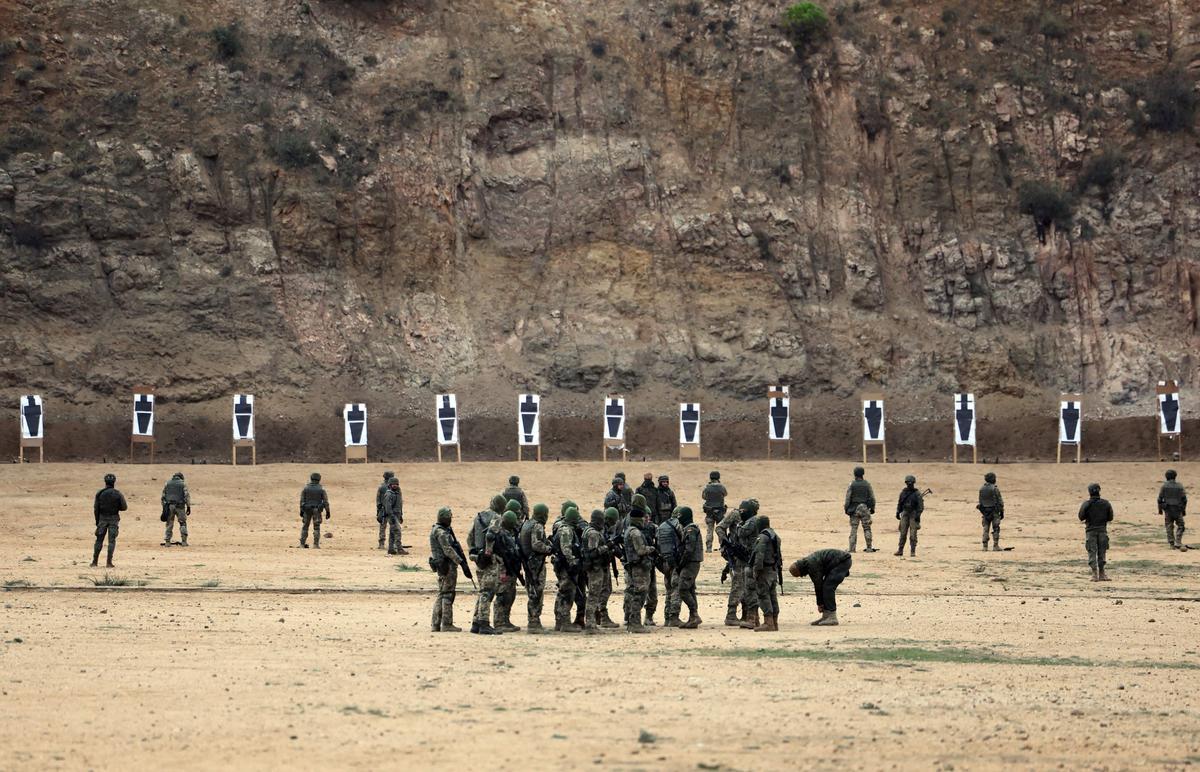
[715,500,748,625]
[701,470,727,553]
[376,471,394,549]
[676,507,704,628]
[429,506,467,632]
[615,472,633,510]
[844,466,876,553]
[519,502,554,632]
[604,477,631,518]
[789,548,853,626]
[382,476,406,555]
[1158,470,1188,550]
[735,501,764,629]
[894,475,923,557]
[622,509,656,633]
[750,515,782,631]
[92,473,127,568]
[553,507,585,633]
[582,509,614,634]
[161,472,191,547]
[299,472,331,549]
[657,507,684,626]
[468,494,507,635]
[502,475,529,521]
[631,493,659,625]
[597,507,622,628]
[1079,483,1113,581]
[652,475,678,525]
[488,505,524,632]
[978,472,1004,551]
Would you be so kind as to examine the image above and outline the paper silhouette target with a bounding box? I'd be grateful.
[343,403,368,447]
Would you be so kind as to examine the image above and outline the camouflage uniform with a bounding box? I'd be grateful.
[375,473,393,549]
[553,515,584,631]
[844,475,876,552]
[789,548,852,625]
[701,479,728,552]
[299,477,330,549]
[657,514,684,625]
[735,512,764,627]
[581,517,612,633]
[978,477,1004,550]
[1079,486,1113,581]
[677,512,704,627]
[487,514,522,632]
[468,499,504,633]
[895,480,923,557]
[604,481,631,517]
[502,481,529,521]
[382,483,405,555]
[750,521,782,629]
[519,510,554,630]
[92,478,127,567]
[161,474,190,546]
[429,513,466,632]
[622,515,656,632]
[640,513,659,624]
[716,505,749,624]
[1157,474,1187,549]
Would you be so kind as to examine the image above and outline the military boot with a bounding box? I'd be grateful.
[300,540,308,549]
[396,546,409,555]
[739,610,760,629]
[864,532,876,552]
[810,612,828,625]
[378,539,385,550]
[1089,566,1099,582]
[106,545,116,568]
[680,613,701,629]
[815,611,839,626]
[526,618,546,634]
[471,622,500,635]
[90,547,101,567]
[909,547,916,557]
[560,621,583,633]
[626,619,650,634]
[1098,568,1111,582]
[894,547,904,556]
[724,608,740,626]
[754,614,775,632]
[497,621,521,633]
[665,616,682,628]
[643,615,657,627]
[599,611,620,629]
[982,542,989,551]
[992,540,1000,551]
[441,621,462,633]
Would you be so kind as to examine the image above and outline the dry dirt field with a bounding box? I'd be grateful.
[1,460,1198,771]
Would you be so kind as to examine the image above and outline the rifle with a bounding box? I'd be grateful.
[160,501,170,523]
[446,527,476,589]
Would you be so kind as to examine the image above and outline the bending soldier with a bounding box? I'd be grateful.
[92,473,127,568]
[622,509,656,633]
[1158,470,1188,551]
[1079,483,1114,581]
[789,548,853,626]
[382,476,406,555]
[701,470,727,553]
[519,503,554,632]
[161,472,191,547]
[376,471,394,549]
[844,466,876,553]
[978,472,1004,551]
[895,475,923,557]
[429,507,467,632]
[676,507,704,628]
[750,516,782,632]
[299,472,330,549]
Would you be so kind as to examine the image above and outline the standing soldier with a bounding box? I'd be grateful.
[894,475,923,557]
[844,466,877,553]
[716,501,750,626]
[376,471,394,549]
[676,507,704,628]
[92,473,127,568]
[657,507,684,626]
[622,509,656,633]
[468,494,507,635]
[519,503,554,633]
[597,508,622,628]
[701,470,727,553]
[382,476,406,555]
[636,473,657,510]
[631,493,659,625]
[653,475,678,525]
[736,500,764,630]
[1079,483,1113,581]
[978,472,1004,552]
[299,472,330,549]
[604,477,631,517]
[429,507,468,632]
[788,548,853,626]
[488,506,524,632]
[160,472,191,547]
[581,510,613,634]
[1158,470,1188,551]
[502,475,529,521]
[749,516,782,631]
[552,507,585,633]
[615,472,634,510]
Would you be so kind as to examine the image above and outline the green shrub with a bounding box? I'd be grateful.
[1133,28,1151,50]
[210,23,242,61]
[1077,149,1124,195]
[783,3,830,58]
[1134,67,1198,134]
[269,130,318,169]
[13,68,33,85]
[1039,14,1068,40]
[1018,180,1074,242]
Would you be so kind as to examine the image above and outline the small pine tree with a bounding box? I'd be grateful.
[783,3,831,59]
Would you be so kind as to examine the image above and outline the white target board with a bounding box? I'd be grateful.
[232,394,255,441]
[19,395,43,440]
[1059,400,1081,444]
[1158,386,1181,436]
[132,393,155,437]
[436,394,459,446]
[953,393,976,446]
[862,398,885,442]
[343,403,368,447]
[768,386,790,441]
[603,396,626,442]
[679,403,701,445]
[518,394,541,446]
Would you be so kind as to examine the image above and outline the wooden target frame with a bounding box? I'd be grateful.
[678,402,701,461]
[861,391,887,463]
[952,392,977,464]
[345,445,368,463]
[18,395,43,463]
[436,443,461,463]
[129,386,156,464]
[766,386,792,459]
[1156,381,1183,461]
[232,438,257,465]
[1057,393,1082,464]
[602,394,628,462]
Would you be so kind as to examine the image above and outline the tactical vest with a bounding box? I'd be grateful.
[761,529,781,566]
[1161,481,1185,507]
[702,483,726,509]
[471,510,497,552]
[519,520,539,560]
[163,478,186,504]
[552,523,581,568]
[847,479,873,505]
[656,518,680,557]
[301,484,325,509]
[580,525,604,567]
[376,483,389,514]
[623,525,645,565]
[681,523,704,563]
[429,525,448,569]
[979,484,1001,508]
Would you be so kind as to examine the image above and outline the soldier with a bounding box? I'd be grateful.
[636,473,657,510]
[582,509,614,634]
[978,472,1004,552]
[615,472,634,510]
[632,493,659,625]
[1158,469,1188,551]
[750,515,782,632]
[844,466,877,553]
[382,476,406,555]
[701,470,727,553]
[676,507,704,628]
[622,508,656,633]
[604,477,631,517]
[597,507,622,629]
[502,475,529,521]
[299,472,331,549]
[429,507,468,632]
[553,500,588,628]
[468,494,507,635]
[92,473,127,568]
[375,471,394,549]
[488,506,524,632]
[653,475,678,525]
[788,548,853,626]
[735,501,764,630]
[657,506,684,626]
[716,500,749,626]
[1079,483,1113,581]
[894,475,923,557]
[552,507,585,633]
[519,503,554,632]
[160,472,191,547]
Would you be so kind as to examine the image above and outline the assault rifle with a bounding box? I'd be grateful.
[446,527,476,589]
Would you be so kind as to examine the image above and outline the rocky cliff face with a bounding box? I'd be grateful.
[1,0,1198,459]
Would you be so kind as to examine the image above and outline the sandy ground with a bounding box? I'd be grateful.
[1,461,1198,770]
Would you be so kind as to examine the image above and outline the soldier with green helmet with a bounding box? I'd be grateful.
[382,476,406,555]
[604,477,631,517]
[468,494,507,634]
[715,500,750,625]
[581,509,614,634]
[844,466,877,553]
[615,472,633,510]
[631,493,659,625]
[621,507,656,633]
[894,475,923,557]
[429,507,467,632]
[657,506,684,626]
[299,472,330,549]
[676,507,704,628]
[552,507,585,632]
[750,515,782,631]
[701,470,727,552]
[978,472,1004,551]
[376,471,395,549]
[1158,470,1188,550]
[597,507,622,628]
[487,505,524,632]
[519,503,554,632]
[502,475,529,521]
[1079,483,1113,581]
[92,473,127,568]
[735,500,764,629]
[161,472,191,547]
[553,499,587,626]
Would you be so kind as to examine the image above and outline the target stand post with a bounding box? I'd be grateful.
[129,386,156,463]
[232,438,256,465]
[603,442,629,462]
[19,437,43,463]
[345,445,368,464]
[517,444,542,462]
[679,443,701,461]
[952,443,977,464]
[767,438,792,459]
[130,435,155,463]
[1057,393,1083,464]
[437,442,462,463]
